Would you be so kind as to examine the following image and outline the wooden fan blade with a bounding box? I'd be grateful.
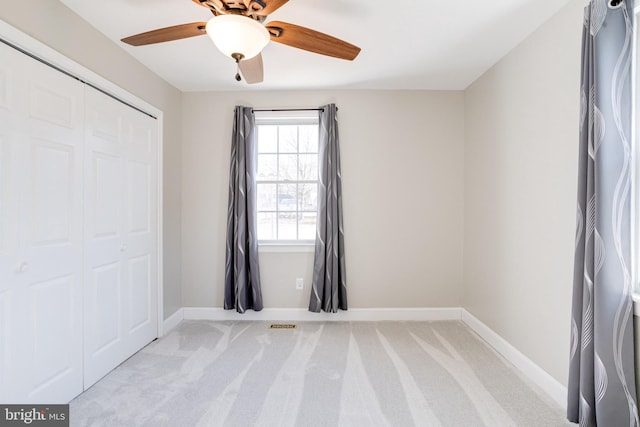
[266,21,360,60]
[121,22,207,46]
[249,0,289,16]
[239,54,264,84]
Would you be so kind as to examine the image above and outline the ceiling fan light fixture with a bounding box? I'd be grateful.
[206,15,270,60]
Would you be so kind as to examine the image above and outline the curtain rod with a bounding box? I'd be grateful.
[251,108,325,112]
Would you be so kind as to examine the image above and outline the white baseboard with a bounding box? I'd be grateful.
[182,307,463,322]
[461,309,567,409]
[161,308,184,335]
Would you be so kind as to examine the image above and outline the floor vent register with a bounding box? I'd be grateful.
[269,324,297,330]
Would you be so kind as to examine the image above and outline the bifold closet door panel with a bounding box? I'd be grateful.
[0,41,84,403]
[83,88,158,389]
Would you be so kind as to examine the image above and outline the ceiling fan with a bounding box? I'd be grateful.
[120,0,361,84]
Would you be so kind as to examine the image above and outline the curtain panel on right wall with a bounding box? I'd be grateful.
[568,0,637,425]
[309,104,347,313]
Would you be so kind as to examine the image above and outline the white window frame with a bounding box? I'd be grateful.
[254,110,319,249]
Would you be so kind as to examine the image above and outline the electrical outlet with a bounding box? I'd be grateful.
[296,278,304,290]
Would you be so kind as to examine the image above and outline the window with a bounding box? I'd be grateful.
[255,111,319,243]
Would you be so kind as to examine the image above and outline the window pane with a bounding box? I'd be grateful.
[299,212,317,240]
[257,154,277,181]
[299,183,317,211]
[299,154,318,181]
[278,154,297,181]
[299,125,319,153]
[278,184,297,211]
[258,212,276,240]
[258,126,278,153]
[257,183,276,210]
[278,216,297,240]
[279,126,298,153]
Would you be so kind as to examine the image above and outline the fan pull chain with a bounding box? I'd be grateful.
[232,53,244,82]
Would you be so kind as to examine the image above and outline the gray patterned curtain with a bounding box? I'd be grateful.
[568,1,636,425]
[224,106,263,313]
[309,104,347,313]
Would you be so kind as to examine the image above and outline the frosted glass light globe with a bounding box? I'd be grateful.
[206,15,270,60]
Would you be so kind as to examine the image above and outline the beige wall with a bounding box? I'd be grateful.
[463,0,585,385]
[181,90,465,308]
[0,1,183,319]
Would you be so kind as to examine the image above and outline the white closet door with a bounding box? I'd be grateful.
[0,41,84,403]
[83,88,157,388]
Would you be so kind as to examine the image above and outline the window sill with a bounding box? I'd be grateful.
[258,243,315,253]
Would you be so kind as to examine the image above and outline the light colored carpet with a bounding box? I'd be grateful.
[70,320,571,426]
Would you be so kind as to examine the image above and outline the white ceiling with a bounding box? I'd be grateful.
[59,0,574,92]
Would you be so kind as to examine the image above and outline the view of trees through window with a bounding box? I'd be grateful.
[256,122,319,241]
